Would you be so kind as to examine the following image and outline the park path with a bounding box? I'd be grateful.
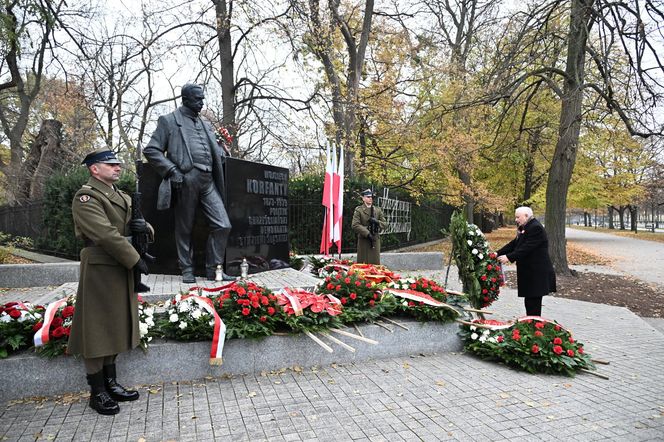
[566,227,664,290]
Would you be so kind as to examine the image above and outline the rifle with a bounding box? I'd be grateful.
[368,205,381,249]
[132,144,156,293]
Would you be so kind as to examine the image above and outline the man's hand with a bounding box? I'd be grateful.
[366,233,373,241]
[169,168,184,189]
[136,258,149,275]
[129,218,149,234]
[497,255,510,264]
[369,217,378,224]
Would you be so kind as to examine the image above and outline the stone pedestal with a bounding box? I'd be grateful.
[139,158,289,276]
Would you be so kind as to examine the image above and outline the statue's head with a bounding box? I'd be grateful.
[182,83,205,114]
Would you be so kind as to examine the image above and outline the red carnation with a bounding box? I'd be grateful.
[554,325,561,331]
[355,281,361,286]
[483,296,489,302]
[8,309,21,319]
[259,316,267,323]
[241,308,250,316]
[553,337,562,345]
[567,349,575,357]
[52,326,66,338]
[534,331,543,337]
[497,335,504,343]
[62,305,75,318]
[349,293,357,300]
[480,275,487,281]
[267,307,276,315]
[531,344,539,354]
[369,300,375,307]
[553,345,563,355]
[373,293,378,300]
[340,297,347,305]
[32,321,43,331]
[535,322,545,329]
[52,317,63,328]
[578,347,584,354]
[408,301,415,307]
[335,285,341,291]
[344,278,351,284]
[568,337,575,343]
[482,289,488,294]
[365,283,372,288]
[326,283,334,290]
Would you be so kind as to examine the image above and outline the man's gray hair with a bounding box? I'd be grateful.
[181,83,203,98]
[515,206,534,218]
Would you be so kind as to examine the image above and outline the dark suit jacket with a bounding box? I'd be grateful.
[496,217,556,298]
[143,107,228,209]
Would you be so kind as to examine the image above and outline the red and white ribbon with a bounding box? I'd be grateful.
[325,294,341,305]
[276,288,304,316]
[186,281,237,295]
[33,298,68,347]
[383,288,445,307]
[181,295,226,365]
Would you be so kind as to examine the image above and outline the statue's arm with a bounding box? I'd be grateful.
[143,115,178,178]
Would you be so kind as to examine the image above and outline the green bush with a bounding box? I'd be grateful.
[37,167,134,258]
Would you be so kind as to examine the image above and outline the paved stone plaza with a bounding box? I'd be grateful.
[1,229,663,441]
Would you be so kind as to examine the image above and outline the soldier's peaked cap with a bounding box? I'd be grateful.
[82,148,122,167]
[361,189,375,197]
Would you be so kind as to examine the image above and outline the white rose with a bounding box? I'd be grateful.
[178,302,190,313]
[18,311,28,322]
[467,240,473,246]
[139,322,149,337]
[478,254,484,260]
[468,231,474,236]
[470,326,477,331]
[487,337,497,344]
[179,321,188,330]
[147,336,153,342]
[471,333,478,340]
[191,309,202,320]
[0,314,10,323]
[175,294,182,303]
[146,307,155,316]
[472,249,478,255]
[209,320,215,327]
[146,318,155,327]
[169,313,179,323]
[479,335,487,343]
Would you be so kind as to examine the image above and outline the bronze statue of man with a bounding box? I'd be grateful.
[144,83,235,283]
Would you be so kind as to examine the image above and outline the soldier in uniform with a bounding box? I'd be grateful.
[144,83,234,283]
[68,149,151,415]
[351,189,387,264]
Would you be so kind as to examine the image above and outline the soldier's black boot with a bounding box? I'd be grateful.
[103,364,139,402]
[87,371,120,415]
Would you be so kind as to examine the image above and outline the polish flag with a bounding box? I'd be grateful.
[332,146,344,253]
[320,145,334,254]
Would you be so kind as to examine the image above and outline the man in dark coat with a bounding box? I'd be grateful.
[144,83,234,283]
[496,206,556,316]
[69,149,151,415]
[352,189,387,264]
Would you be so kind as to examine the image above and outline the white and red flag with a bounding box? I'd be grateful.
[332,145,344,253]
[320,145,335,254]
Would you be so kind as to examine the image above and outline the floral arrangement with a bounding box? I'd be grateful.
[348,264,400,284]
[215,126,233,145]
[275,289,343,332]
[0,302,44,358]
[450,212,504,309]
[309,256,354,277]
[158,294,215,341]
[459,318,595,376]
[215,281,280,339]
[34,297,76,358]
[387,277,463,323]
[316,270,395,323]
[138,297,156,350]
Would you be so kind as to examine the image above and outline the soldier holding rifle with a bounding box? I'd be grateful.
[352,189,387,264]
[68,148,152,415]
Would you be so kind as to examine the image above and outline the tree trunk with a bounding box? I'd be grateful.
[27,120,64,200]
[213,0,237,150]
[618,206,625,230]
[629,205,637,232]
[544,0,593,275]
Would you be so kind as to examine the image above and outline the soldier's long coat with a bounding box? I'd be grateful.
[67,177,141,358]
[351,204,387,265]
[496,217,557,298]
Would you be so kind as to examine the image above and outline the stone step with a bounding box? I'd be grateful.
[0,319,462,402]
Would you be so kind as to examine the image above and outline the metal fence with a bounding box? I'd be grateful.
[0,200,44,239]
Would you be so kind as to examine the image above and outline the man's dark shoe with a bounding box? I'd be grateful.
[182,271,196,284]
[87,371,120,415]
[135,281,151,292]
[103,364,139,402]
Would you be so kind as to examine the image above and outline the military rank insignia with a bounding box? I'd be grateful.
[79,195,90,203]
